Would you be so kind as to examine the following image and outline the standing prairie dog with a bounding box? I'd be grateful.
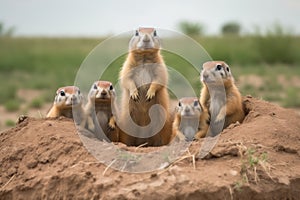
[119,27,171,146]
[84,81,118,142]
[46,86,84,124]
[172,97,209,141]
[200,61,245,135]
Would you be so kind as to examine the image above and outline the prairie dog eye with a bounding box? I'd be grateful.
[78,90,81,95]
[226,67,230,72]
[135,30,139,36]
[153,30,157,37]
[60,91,65,96]
[193,100,199,107]
[93,84,97,90]
[178,102,182,107]
[216,64,222,71]
[109,84,114,90]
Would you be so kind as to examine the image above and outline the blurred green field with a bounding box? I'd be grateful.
[0,35,300,125]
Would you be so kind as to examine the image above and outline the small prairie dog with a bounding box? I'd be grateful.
[200,61,245,132]
[172,97,209,141]
[46,86,84,122]
[85,80,118,142]
[119,27,171,146]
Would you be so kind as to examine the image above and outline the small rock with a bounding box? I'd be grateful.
[85,171,92,178]
[17,115,28,124]
[269,112,276,116]
[229,170,238,176]
[150,173,157,178]
[26,160,38,169]
[7,167,17,177]
[227,121,240,129]
[50,136,57,140]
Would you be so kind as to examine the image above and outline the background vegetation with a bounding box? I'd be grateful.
[0,22,300,129]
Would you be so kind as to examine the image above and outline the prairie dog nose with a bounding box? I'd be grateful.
[202,73,209,79]
[143,34,150,42]
[71,95,76,101]
[101,90,107,95]
[184,106,191,113]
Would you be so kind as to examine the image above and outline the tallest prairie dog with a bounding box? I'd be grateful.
[200,61,245,134]
[119,27,171,146]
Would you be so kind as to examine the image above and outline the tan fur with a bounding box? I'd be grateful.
[46,86,84,124]
[84,81,118,142]
[119,28,172,146]
[200,61,245,131]
[172,97,209,141]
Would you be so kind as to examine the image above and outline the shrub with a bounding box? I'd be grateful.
[178,21,205,36]
[284,87,300,107]
[5,119,15,127]
[30,98,44,109]
[254,23,295,64]
[4,100,20,112]
[221,22,241,35]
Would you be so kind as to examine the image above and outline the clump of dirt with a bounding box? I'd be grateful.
[0,96,300,199]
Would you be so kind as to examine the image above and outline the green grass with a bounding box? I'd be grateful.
[4,100,20,112]
[197,35,300,65]
[5,119,15,127]
[30,98,44,109]
[0,36,300,110]
[284,87,300,107]
[0,37,101,104]
[234,148,271,187]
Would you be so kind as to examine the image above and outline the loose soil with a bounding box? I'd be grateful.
[0,96,300,200]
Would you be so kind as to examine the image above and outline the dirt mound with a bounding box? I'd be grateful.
[0,96,300,199]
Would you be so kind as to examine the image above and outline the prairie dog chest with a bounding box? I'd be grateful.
[209,90,226,117]
[61,108,73,118]
[179,117,199,140]
[96,110,110,129]
[131,63,159,88]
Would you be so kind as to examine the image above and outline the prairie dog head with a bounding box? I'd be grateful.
[88,81,115,103]
[53,86,82,108]
[200,61,233,86]
[129,27,161,52]
[176,97,202,118]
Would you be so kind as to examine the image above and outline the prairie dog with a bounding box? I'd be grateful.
[172,97,209,141]
[84,81,118,142]
[119,27,171,146]
[46,86,84,124]
[200,61,244,135]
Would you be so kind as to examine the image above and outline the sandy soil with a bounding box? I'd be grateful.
[0,96,300,199]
